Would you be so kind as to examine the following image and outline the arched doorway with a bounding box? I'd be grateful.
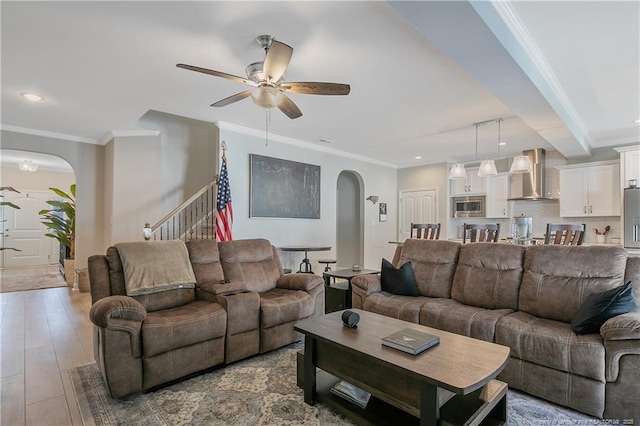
[336,171,364,268]
[1,149,75,269]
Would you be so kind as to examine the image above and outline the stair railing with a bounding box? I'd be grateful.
[143,178,218,241]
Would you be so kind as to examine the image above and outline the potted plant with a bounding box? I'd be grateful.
[39,184,75,286]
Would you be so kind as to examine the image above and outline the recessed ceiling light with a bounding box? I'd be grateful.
[21,92,44,102]
[498,142,507,146]
[634,119,640,124]
[414,156,422,160]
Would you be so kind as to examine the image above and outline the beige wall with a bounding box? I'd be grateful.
[1,130,105,269]
[397,162,450,239]
[219,126,398,270]
[1,166,75,192]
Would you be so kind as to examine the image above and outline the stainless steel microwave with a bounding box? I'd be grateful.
[451,195,486,218]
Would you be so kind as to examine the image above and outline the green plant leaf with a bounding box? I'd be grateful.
[0,201,20,209]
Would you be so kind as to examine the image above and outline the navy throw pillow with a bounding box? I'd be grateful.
[571,281,637,335]
[380,258,419,297]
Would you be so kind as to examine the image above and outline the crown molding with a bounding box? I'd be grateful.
[215,121,397,169]
[0,124,98,144]
[483,1,590,145]
[100,129,161,145]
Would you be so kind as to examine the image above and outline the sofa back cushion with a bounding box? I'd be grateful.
[519,245,628,323]
[186,239,225,286]
[398,239,460,298]
[105,246,195,312]
[218,238,282,293]
[452,243,525,310]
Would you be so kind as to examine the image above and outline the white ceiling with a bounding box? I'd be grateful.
[1,1,638,169]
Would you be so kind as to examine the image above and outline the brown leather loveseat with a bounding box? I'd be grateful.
[88,238,323,398]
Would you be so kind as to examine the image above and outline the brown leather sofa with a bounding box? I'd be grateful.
[88,238,324,398]
[351,239,640,421]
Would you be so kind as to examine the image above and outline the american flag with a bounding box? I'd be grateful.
[215,155,233,241]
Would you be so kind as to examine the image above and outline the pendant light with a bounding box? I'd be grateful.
[510,153,533,174]
[448,163,467,179]
[477,119,500,177]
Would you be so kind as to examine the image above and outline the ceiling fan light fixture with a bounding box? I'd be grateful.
[251,86,282,109]
[510,155,533,174]
[478,159,497,177]
[449,163,467,179]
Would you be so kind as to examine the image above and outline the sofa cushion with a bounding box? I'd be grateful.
[259,288,314,328]
[141,300,227,357]
[219,239,282,293]
[519,245,628,323]
[496,311,605,382]
[572,281,637,334]
[419,299,513,343]
[451,243,525,310]
[380,258,419,296]
[363,293,432,323]
[106,246,195,312]
[398,239,460,298]
[186,239,225,286]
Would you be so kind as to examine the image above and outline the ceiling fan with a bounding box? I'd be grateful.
[177,35,350,119]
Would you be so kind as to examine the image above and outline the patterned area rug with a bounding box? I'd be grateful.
[71,343,597,426]
[0,265,68,293]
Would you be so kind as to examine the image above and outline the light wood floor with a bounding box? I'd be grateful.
[1,282,93,425]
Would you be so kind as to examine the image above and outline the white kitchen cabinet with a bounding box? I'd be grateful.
[558,162,620,217]
[451,168,486,195]
[622,148,640,186]
[486,174,510,218]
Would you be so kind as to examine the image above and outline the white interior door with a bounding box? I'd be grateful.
[399,189,438,241]
[2,190,53,268]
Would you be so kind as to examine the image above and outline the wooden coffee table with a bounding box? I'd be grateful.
[294,309,510,425]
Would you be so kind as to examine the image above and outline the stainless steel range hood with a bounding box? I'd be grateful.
[507,148,558,201]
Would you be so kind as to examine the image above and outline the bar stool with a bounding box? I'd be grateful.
[318,259,337,272]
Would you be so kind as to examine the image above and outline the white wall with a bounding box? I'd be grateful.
[219,124,398,271]
[1,130,105,269]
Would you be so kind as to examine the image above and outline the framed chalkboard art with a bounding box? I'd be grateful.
[250,154,321,218]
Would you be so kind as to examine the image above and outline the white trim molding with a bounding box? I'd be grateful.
[0,124,99,144]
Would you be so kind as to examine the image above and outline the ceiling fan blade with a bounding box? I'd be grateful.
[177,63,257,87]
[277,94,302,119]
[280,82,350,95]
[211,90,252,107]
[262,40,293,83]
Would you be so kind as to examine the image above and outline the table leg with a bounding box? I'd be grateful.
[420,382,439,426]
[345,278,353,308]
[303,337,317,406]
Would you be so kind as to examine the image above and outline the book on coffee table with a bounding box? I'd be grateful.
[330,380,371,408]
[381,328,440,355]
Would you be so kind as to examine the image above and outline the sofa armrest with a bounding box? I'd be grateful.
[351,275,382,295]
[199,280,249,296]
[89,295,147,329]
[276,273,323,291]
[601,310,640,341]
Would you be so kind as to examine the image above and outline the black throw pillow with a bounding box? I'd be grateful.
[380,258,419,297]
[571,281,637,334]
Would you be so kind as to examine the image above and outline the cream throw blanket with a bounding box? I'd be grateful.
[115,241,196,296]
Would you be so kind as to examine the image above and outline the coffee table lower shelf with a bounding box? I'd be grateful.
[296,351,507,426]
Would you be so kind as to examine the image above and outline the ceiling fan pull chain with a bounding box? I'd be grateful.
[265,109,270,146]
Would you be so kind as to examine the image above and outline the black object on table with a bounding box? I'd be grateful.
[323,268,379,313]
[280,246,331,274]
